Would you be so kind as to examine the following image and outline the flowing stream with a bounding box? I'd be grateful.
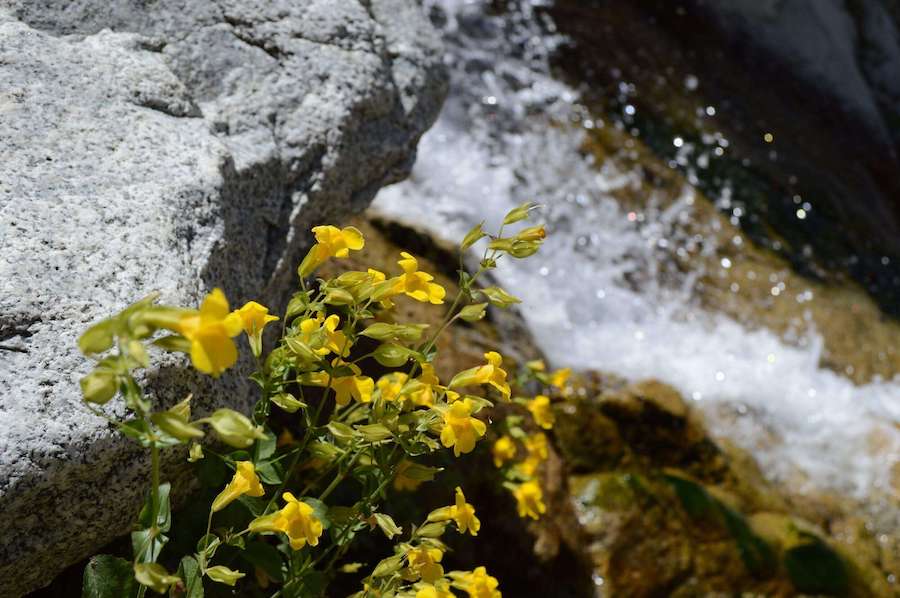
[373,0,900,513]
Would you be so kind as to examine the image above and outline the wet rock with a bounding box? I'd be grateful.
[0,2,446,594]
[551,374,898,597]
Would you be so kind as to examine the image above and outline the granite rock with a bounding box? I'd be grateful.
[0,1,446,593]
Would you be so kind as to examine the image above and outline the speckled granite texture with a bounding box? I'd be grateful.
[0,1,446,593]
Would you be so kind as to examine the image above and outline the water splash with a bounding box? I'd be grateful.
[375,0,900,505]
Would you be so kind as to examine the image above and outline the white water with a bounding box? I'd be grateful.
[374,0,900,506]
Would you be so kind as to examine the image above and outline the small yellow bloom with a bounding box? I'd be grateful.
[396,252,446,304]
[298,314,350,357]
[178,288,243,377]
[549,367,571,390]
[527,395,555,430]
[518,432,549,476]
[409,363,440,407]
[298,225,365,277]
[513,480,546,520]
[234,300,278,356]
[376,372,409,402]
[515,225,546,242]
[234,301,278,336]
[405,546,444,583]
[304,362,374,406]
[439,399,487,456]
[416,582,454,598]
[249,492,323,550]
[491,436,517,468]
[449,352,510,401]
[429,487,480,536]
[456,566,501,598]
[212,461,265,512]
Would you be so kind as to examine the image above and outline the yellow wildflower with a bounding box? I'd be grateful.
[177,288,243,377]
[416,582,454,598]
[304,362,374,406]
[455,566,501,598]
[298,314,350,357]
[249,492,323,550]
[376,372,409,403]
[491,436,517,468]
[396,252,446,304]
[449,352,510,401]
[234,301,278,337]
[405,546,444,583]
[526,395,555,430]
[298,225,365,277]
[212,461,265,512]
[518,432,549,476]
[429,487,480,536]
[549,367,571,390]
[439,398,486,456]
[408,363,439,407]
[234,300,278,356]
[513,480,546,520]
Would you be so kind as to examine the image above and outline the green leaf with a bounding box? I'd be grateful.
[82,555,136,598]
[327,421,357,443]
[460,221,486,250]
[458,303,488,322]
[138,482,172,532]
[131,528,167,564]
[254,460,283,485]
[254,429,277,461]
[373,343,411,367]
[356,423,392,442]
[241,541,285,583]
[80,370,118,404]
[502,201,537,225]
[371,554,404,578]
[120,419,153,447]
[270,392,305,414]
[78,320,116,355]
[372,513,402,539]
[479,286,521,308]
[153,335,191,353]
[173,556,204,598]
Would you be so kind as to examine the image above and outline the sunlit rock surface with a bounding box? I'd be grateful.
[0,1,446,593]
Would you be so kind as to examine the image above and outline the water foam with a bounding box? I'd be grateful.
[375,0,900,503]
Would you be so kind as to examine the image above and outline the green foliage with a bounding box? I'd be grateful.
[76,209,547,597]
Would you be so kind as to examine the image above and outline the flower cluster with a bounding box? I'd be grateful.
[76,204,546,596]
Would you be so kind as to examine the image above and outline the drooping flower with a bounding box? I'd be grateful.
[454,566,501,598]
[234,300,279,356]
[303,361,374,406]
[376,372,409,403]
[448,351,510,401]
[439,398,486,456]
[408,363,440,407]
[212,461,265,512]
[429,487,480,536]
[405,546,444,583]
[298,225,365,277]
[234,301,278,337]
[513,480,546,520]
[526,395,555,430]
[177,288,243,377]
[491,436,517,468]
[249,492,323,550]
[395,252,446,304]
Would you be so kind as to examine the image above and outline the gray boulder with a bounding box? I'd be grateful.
[0,1,446,594]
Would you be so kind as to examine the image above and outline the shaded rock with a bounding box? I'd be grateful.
[551,374,898,596]
[0,2,446,594]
